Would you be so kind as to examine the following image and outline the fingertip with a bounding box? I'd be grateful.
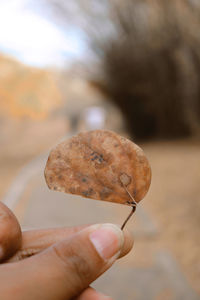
[89,223,124,261]
[118,227,134,258]
[0,202,22,261]
[87,223,133,260]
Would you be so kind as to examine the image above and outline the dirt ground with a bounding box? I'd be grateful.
[143,139,200,294]
[0,116,69,200]
[0,117,200,295]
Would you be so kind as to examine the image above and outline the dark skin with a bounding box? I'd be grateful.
[0,201,133,300]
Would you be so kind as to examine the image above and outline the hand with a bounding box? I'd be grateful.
[0,201,133,300]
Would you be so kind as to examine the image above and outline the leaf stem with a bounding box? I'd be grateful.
[121,205,136,230]
[121,184,137,230]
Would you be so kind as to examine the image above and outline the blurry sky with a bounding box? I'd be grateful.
[0,0,86,67]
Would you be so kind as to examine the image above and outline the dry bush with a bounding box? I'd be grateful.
[46,0,200,140]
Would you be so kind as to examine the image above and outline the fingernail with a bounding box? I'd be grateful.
[0,245,4,260]
[89,224,124,260]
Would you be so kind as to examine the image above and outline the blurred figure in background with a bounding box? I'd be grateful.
[79,106,106,130]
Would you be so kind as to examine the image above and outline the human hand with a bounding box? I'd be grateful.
[0,201,133,300]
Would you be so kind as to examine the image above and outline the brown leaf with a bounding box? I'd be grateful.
[44,130,151,206]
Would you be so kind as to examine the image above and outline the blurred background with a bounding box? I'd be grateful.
[0,1,200,299]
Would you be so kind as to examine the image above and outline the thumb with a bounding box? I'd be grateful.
[3,224,127,300]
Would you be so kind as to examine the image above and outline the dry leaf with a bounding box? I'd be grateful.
[44,130,151,206]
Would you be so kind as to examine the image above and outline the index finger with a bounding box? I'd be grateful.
[0,202,22,261]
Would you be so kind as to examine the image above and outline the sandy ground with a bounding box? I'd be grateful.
[143,139,200,294]
[0,117,200,296]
